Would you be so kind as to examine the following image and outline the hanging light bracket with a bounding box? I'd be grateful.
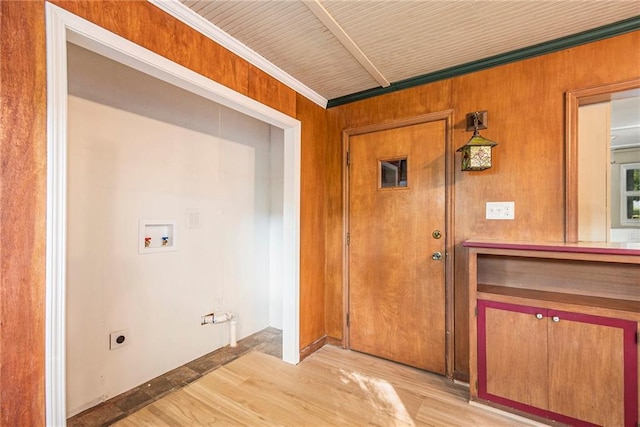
[465,111,488,131]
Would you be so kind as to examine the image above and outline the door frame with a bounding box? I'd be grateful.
[46,4,301,425]
[342,111,455,378]
[564,78,640,242]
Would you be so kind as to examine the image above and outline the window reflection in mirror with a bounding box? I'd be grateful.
[578,89,640,243]
[621,163,640,223]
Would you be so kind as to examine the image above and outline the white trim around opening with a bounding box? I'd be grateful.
[45,4,301,425]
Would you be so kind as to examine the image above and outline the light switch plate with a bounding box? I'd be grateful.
[486,202,515,220]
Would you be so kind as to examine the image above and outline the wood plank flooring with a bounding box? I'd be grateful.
[114,346,541,426]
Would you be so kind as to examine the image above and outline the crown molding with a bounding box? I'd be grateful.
[149,0,328,109]
[328,15,640,108]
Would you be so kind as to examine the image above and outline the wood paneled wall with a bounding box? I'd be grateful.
[49,1,297,117]
[328,31,640,380]
[296,94,327,349]
[0,2,47,425]
[323,108,346,340]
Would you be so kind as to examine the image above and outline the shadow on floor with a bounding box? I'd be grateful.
[67,327,282,427]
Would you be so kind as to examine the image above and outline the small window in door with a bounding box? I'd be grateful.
[380,158,408,189]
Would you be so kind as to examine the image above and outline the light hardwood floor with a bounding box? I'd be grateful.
[114,346,539,426]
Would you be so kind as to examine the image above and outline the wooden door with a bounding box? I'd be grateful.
[479,301,549,409]
[348,120,446,373]
[548,310,633,427]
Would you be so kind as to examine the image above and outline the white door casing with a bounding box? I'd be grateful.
[45,4,301,425]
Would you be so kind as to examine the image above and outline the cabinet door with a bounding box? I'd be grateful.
[478,300,549,409]
[548,310,637,427]
[479,300,638,427]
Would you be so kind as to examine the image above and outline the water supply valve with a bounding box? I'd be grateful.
[201,311,233,325]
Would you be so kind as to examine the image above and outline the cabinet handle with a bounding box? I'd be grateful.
[552,316,560,322]
[535,313,544,320]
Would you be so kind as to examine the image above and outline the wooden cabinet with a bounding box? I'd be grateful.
[465,241,640,427]
[478,299,637,426]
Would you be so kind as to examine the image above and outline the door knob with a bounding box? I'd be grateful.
[432,252,443,260]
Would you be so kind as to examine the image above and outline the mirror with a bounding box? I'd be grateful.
[566,79,640,243]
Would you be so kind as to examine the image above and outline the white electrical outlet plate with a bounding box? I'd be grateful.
[109,329,129,350]
[486,202,515,220]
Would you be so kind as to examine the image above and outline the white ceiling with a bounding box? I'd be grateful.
[172,0,640,104]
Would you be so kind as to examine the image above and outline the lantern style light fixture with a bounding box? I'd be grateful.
[456,111,498,171]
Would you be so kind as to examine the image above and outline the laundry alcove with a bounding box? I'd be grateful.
[45,6,300,423]
[64,43,286,416]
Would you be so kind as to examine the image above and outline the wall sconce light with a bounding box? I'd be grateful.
[456,111,498,171]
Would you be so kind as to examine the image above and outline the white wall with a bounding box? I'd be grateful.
[66,47,285,414]
[578,102,610,242]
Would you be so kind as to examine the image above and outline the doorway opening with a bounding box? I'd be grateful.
[46,4,300,425]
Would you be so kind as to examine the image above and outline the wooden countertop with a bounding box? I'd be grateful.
[463,240,640,257]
